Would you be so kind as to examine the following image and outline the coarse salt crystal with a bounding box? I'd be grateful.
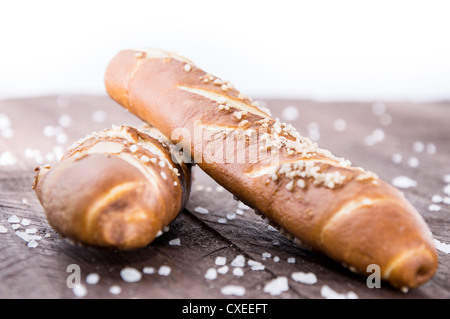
[140,155,150,162]
[143,267,155,274]
[27,240,38,248]
[263,277,289,296]
[120,267,142,283]
[21,219,31,226]
[218,218,227,224]
[226,212,236,220]
[443,197,450,205]
[287,257,296,264]
[428,204,441,212]
[238,202,250,210]
[291,272,317,285]
[221,285,246,297]
[273,256,280,262]
[408,157,419,168]
[262,252,271,259]
[443,184,450,196]
[184,64,192,72]
[231,255,245,268]
[73,284,87,297]
[217,265,229,274]
[86,273,100,284]
[333,119,347,132]
[413,141,425,153]
[7,215,20,223]
[392,176,417,189]
[443,174,450,184]
[169,238,181,246]
[194,206,209,214]
[109,285,122,295]
[130,144,138,153]
[160,171,167,180]
[25,228,36,234]
[204,268,217,280]
[248,260,265,271]
[215,256,226,266]
[321,285,358,299]
[236,208,244,215]
[281,106,299,121]
[158,266,172,276]
[433,239,450,254]
[392,153,402,164]
[432,195,443,203]
[0,226,7,233]
[232,267,244,277]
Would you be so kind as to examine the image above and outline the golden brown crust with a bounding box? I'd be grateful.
[34,125,191,250]
[104,49,438,288]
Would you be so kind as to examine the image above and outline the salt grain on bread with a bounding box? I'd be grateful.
[104,48,438,288]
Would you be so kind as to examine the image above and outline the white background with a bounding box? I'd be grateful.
[1,0,449,101]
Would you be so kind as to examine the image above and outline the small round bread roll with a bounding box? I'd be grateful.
[33,124,191,250]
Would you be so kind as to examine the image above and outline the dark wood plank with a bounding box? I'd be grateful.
[0,95,448,299]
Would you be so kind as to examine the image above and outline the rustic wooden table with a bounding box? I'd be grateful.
[0,95,448,299]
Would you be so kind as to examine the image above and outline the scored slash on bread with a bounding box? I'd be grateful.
[33,125,191,250]
[104,48,438,289]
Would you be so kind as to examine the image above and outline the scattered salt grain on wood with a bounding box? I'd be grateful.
[27,240,38,248]
[226,212,236,220]
[0,151,17,166]
[220,285,246,297]
[235,208,244,215]
[372,102,386,115]
[217,265,229,274]
[408,157,419,168]
[73,284,87,297]
[273,256,280,262]
[443,197,450,205]
[217,218,227,224]
[281,105,299,121]
[267,225,278,232]
[143,267,155,274]
[7,215,20,223]
[392,153,403,164]
[287,257,296,264]
[443,184,450,196]
[392,176,417,189]
[291,272,318,285]
[413,141,425,153]
[238,202,251,210]
[204,268,217,280]
[21,219,31,226]
[0,226,7,233]
[194,206,209,214]
[58,115,72,128]
[25,228,37,234]
[169,238,181,246]
[231,255,245,268]
[320,285,358,299]
[233,267,244,277]
[262,252,271,260]
[86,273,100,285]
[263,277,288,296]
[432,195,443,203]
[11,224,20,230]
[333,119,347,132]
[426,143,436,154]
[109,285,122,295]
[91,110,107,123]
[433,239,450,254]
[158,266,172,276]
[428,204,441,212]
[248,260,265,271]
[120,267,142,283]
[215,256,226,266]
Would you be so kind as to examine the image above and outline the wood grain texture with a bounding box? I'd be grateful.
[0,95,448,299]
